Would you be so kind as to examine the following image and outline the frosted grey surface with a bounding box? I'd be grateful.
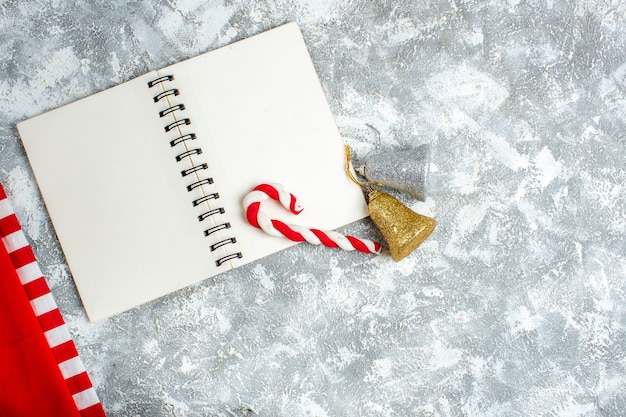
[0,1,624,416]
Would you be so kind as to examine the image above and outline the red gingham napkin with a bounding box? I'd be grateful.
[0,183,106,417]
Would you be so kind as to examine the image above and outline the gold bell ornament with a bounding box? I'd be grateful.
[345,145,436,262]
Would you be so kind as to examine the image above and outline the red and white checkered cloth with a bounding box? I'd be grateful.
[0,183,106,417]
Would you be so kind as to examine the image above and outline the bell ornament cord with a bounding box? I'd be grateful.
[243,183,381,254]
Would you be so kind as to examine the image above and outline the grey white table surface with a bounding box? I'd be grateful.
[1,1,624,416]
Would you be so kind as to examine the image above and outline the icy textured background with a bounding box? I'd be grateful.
[1,1,625,416]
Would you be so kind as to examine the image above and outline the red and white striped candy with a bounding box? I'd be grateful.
[244,183,381,254]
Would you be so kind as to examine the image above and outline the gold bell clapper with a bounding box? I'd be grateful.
[345,145,436,262]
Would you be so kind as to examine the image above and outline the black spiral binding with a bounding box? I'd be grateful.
[148,75,242,267]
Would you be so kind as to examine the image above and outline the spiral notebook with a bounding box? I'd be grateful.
[17,22,369,322]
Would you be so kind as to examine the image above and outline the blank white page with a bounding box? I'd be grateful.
[18,72,214,322]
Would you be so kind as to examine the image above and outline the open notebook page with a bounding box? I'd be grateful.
[159,22,367,265]
[18,23,368,322]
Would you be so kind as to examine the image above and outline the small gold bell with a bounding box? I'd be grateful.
[367,188,436,262]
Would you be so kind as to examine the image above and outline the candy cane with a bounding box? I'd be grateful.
[243,183,381,254]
